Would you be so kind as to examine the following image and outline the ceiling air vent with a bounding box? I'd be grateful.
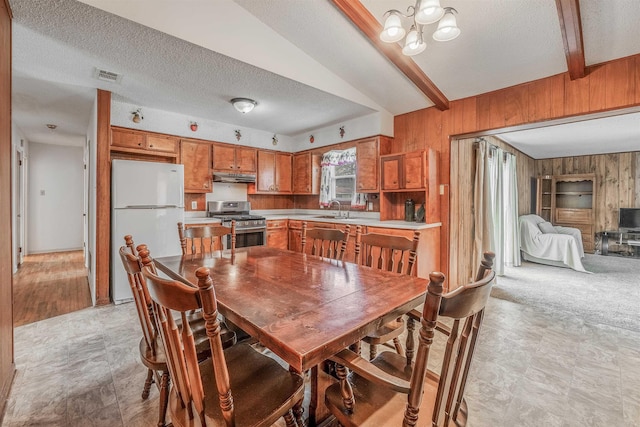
[93,67,123,83]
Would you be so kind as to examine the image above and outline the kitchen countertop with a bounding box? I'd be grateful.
[184,211,441,230]
[183,217,222,225]
[274,215,440,230]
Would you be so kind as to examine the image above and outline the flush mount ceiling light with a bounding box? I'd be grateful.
[380,0,460,56]
[46,124,57,130]
[230,98,257,114]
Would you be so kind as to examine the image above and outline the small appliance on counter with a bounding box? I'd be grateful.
[404,198,415,222]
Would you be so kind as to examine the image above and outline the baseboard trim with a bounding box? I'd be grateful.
[0,362,16,423]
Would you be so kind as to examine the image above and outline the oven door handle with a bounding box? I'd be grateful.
[234,226,267,233]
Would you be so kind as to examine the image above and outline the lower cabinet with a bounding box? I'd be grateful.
[266,220,288,250]
[365,226,440,279]
[288,220,303,252]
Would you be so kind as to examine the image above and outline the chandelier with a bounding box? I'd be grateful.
[379,0,460,56]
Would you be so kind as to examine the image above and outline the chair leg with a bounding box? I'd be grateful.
[393,337,405,357]
[142,368,154,399]
[158,371,170,427]
[293,399,305,427]
[369,343,377,360]
[283,409,297,427]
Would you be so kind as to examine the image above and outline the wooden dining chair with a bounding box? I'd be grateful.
[301,221,350,261]
[325,252,496,427]
[177,221,236,255]
[354,225,420,360]
[118,236,236,427]
[142,264,305,427]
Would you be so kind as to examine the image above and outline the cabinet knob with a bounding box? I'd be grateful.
[230,165,234,169]
[204,183,209,188]
[149,145,154,148]
[138,143,142,146]
[358,183,363,188]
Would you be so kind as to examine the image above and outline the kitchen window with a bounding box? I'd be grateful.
[319,147,357,207]
[332,162,356,202]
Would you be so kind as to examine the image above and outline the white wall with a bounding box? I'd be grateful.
[290,111,394,151]
[27,142,84,253]
[110,100,389,153]
[87,95,98,305]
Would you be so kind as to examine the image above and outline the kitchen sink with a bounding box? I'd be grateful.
[313,215,363,222]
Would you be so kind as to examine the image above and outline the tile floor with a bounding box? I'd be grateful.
[3,294,640,426]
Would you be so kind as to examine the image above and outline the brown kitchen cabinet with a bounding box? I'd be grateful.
[365,226,440,279]
[288,220,303,252]
[380,150,426,190]
[212,143,256,173]
[356,137,383,192]
[111,127,178,157]
[379,149,439,224]
[336,223,359,263]
[266,219,289,249]
[253,150,292,194]
[180,139,212,193]
[292,152,321,194]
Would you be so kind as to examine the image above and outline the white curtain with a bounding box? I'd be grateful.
[503,153,520,268]
[473,140,520,276]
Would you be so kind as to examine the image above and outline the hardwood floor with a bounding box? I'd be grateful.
[13,250,91,327]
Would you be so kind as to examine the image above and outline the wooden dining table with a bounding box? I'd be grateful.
[154,246,430,425]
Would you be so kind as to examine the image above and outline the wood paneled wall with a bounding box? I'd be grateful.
[536,152,639,232]
[449,136,536,285]
[95,90,111,305]
[394,54,640,285]
[0,0,14,418]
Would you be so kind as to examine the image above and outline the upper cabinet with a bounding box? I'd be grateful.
[180,139,212,193]
[111,127,178,157]
[355,136,391,192]
[292,152,321,195]
[252,150,292,194]
[212,144,256,173]
[380,150,427,191]
[379,149,440,223]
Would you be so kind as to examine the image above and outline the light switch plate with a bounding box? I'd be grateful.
[191,201,198,209]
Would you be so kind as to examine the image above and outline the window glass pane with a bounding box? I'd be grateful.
[334,176,355,201]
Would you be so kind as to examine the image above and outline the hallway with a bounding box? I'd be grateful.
[13,250,91,327]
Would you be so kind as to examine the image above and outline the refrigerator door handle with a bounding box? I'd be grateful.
[122,205,181,209]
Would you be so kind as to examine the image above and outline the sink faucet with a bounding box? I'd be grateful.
[328,199,342,217]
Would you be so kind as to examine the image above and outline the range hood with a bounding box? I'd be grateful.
[212,172,256,183]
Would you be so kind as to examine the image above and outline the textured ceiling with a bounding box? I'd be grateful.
[8,0,640,155]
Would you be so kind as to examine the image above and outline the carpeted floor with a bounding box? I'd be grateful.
[491,253,640,332]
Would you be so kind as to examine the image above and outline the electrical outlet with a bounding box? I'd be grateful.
[191,201,198,209]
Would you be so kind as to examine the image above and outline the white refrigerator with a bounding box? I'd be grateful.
[111,159,185,304]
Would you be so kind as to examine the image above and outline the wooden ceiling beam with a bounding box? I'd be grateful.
[330,0,450,111]
[555,0,586,80]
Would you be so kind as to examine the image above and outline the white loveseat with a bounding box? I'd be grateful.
[519,214,589,273]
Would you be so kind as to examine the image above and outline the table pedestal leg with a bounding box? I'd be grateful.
[309,362,336,427]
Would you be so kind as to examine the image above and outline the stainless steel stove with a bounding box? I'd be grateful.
[207,201,266,248]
